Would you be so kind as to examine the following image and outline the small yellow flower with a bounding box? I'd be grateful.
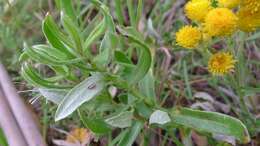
[237,8,260,32]
[176,25,202,49]
[217,0,240,9]
[185,0,212,22]
[208,52,236,75]
[204,8,238,36]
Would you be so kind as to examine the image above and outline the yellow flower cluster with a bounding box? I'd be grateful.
[174,0,260,75]
[176,0,260,48]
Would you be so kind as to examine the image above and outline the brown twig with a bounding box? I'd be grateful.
[157,47,172,100]
[164,0,186,32]
[0,87,27,146]
[0,63,46,146]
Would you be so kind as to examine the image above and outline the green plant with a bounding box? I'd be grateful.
[20,0,252,145]
[0,128,8,146]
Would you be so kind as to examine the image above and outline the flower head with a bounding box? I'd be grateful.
[185,0,212,22]
[237,7,260,32]
[204,8,238,36]
[208,52,236,75]
[217,0,240,9]
[242,0,260,14]
[176,25,202,49]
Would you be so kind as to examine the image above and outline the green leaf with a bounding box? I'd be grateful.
[118,121,143,146]
[135,102,153,119]
[118,27,152,85]
[90,0,115,32]
[55,74,105,121]
[21,63,69,89]
[60,0,77,22]
[114,0,124,25]
[115,50,133,65]
[136,0,143,27]
[39,88,67,104]
[93,32,117,67]
[24,45,79,66]
[138,69,156,105]
[105,111,133,128]
[83,19,106,54]
[42,14,75,57]
[149,110,171,125]
[127,0,136,27]
[79,112,112,134]
[108,130,128,146]
[171,108,250,143]
[61,14,83,54]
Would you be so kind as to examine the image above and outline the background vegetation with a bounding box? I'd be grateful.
[0,0,259,146]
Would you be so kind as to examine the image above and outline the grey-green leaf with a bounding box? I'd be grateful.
[171,108,250,143]
[149,110,171,125]
[55,74,105,121]
[105,111,133,128]
[38,88,67,104]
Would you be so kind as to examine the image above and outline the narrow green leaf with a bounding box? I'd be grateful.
[118,121,143,146]
[42,14,75,57]
[24,45,79,66]
[21,63,69,89]
[60,0,77,22]
[90,0,115,32]
[61,14,83,54]
[55,74,105,121]
[136,0,143,26]
[171,108,250,143]
[127,0,136,28]
[183,60,193,99]
[83,19,106,54]
[118,27,152,85]
[115,0,124,25]
[93,32,117,67]
[138,69,156,105]
[108,130,128,146]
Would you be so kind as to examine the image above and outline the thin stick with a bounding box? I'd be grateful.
[0,63,46,146]
[0,87,28,146]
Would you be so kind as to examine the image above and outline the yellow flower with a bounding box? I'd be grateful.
[208,52,236,75]
[237,8,260,32]
[176,25,202,49]
[217,0,240,9]
[242,0,260,14]
[204,8,238,36]
[185,0,212,22]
